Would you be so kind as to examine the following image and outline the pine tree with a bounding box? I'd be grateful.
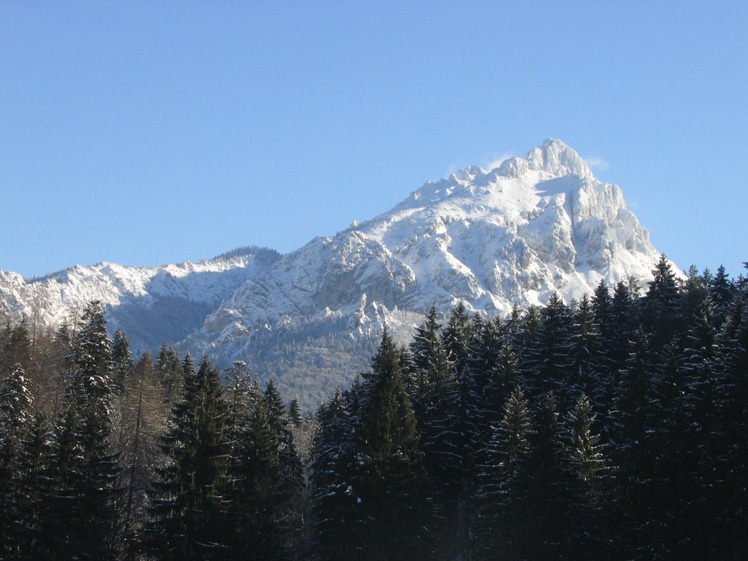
[115,351,166,560]
[0,363,34,559]
[355,329,433,561]
[711,296,748,559]
[523,293,574,405]
[39,301,120,561]
[111,328,134,393]
[565,393,610,558]
[495,392,573,561]
[13,411,52,561]
[310,390,359,561]
[154,344,184,404]
[644,254,682,350]
[410,309,461,471]
[142,356,230,561]
[472,384,531,561]
[288,397,303,428]
[709,264,735,327]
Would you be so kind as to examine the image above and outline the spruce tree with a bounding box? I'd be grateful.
[591,280,613,332]
[440,304,475,491]
[221,363,306,561]
[1,321,33,374]
[568,296,608,414]
[408,305,447,413]
[466,316,510,441]
[229,394,290,560]
[668,298,723,558]
[608,326,663,559]
[609,280,638,360]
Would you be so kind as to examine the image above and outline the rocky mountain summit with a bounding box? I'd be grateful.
[0,139,667,407]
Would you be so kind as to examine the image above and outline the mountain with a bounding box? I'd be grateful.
[0,139,667,409]
[183,139,664,405]
[0,246,281,351]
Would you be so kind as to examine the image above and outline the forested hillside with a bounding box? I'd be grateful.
[1,257,746,560]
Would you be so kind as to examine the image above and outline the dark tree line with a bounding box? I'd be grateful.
[0,301,306,561]
[1,257,747,560]
[309,257,748,561]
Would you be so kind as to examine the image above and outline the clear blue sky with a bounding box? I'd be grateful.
[1,1,746,279]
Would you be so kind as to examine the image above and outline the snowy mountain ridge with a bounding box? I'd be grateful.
[0,139,668,407]
[0,246,281,350]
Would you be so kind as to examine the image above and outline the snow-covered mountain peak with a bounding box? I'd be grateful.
[490,138,593,180]
[182,139,666,407]
[524,138,593,179]
[495,156,530,178]
[397,139,596,213]
[448,165,485,184]
[0,139,670,409]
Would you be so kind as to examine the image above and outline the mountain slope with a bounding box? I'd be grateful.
[184,139,664,405]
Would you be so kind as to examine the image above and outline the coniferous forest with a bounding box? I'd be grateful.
[1,256,747,560]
